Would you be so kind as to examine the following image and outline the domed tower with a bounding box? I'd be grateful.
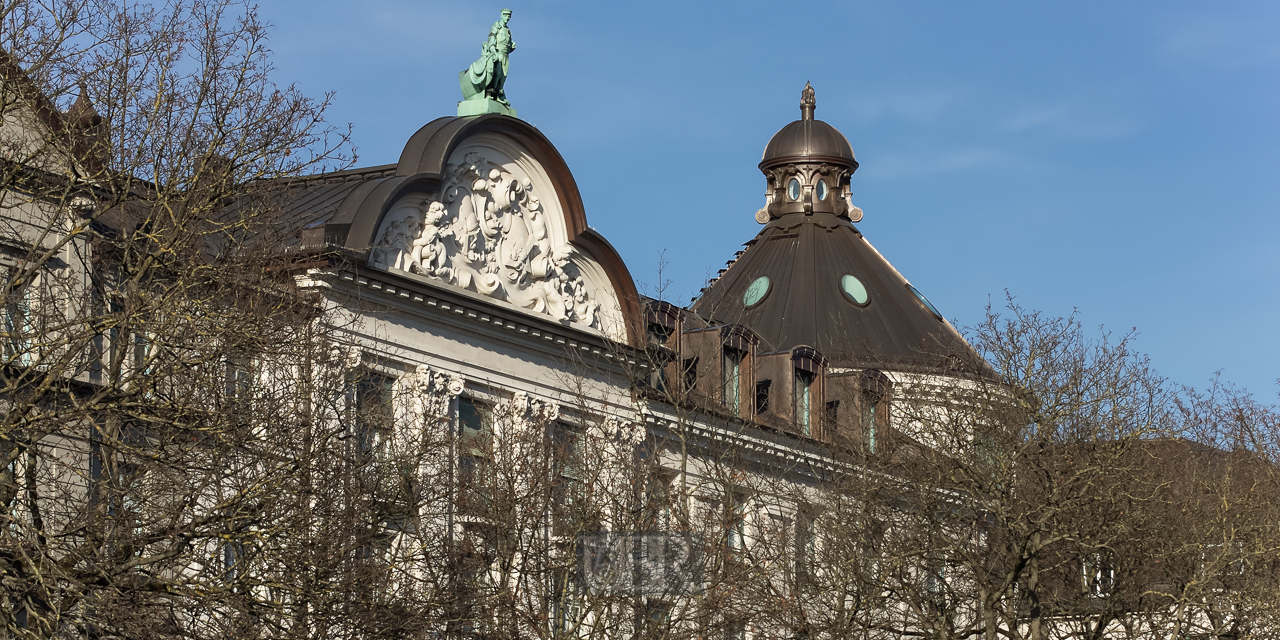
[756,82,862,224]
[690,84,974,375]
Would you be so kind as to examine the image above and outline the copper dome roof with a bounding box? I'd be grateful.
[760,82,858,172]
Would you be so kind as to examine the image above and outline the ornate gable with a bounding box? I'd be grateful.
[368,131,625,341]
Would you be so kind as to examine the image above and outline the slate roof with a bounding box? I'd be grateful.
[214,163,398,248]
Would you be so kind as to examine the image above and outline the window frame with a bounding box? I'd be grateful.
[456,396,495,516]
[723,346,744,413]
[1082,551,1116,598]
[2,275,32,366]
[794,369,814,437]
[350,369,396,460]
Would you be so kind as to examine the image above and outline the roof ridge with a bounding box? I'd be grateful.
[294,163,399,185]
[243,163,399,191]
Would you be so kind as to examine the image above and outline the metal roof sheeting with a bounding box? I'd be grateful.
[691,211,978,374]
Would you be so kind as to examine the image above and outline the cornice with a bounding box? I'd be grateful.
[309,264,648,375]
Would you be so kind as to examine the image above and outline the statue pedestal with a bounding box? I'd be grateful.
[457,98,517,118]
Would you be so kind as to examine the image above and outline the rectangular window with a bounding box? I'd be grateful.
[553,424,582,480]
[646,323,674,393]
[554,571,583,634]
[645,473,673,531]
[227,360,253,399]
[223,540,245,582]
[88,422,104,506]
[647,323,671,347]
[726,497,746,553]
[353,371,395,458]
[796,512,817,584]
[354,533,394,569]
[644,599,672,637]
[723,347,743,413]
[794,370,814,437]
[552,423,583,534]
[861,396,877,454]
[724,620,747,640]
[755,380,771,415]
[458,396,489,441]
[1,444,17,509]
[925,560,948,603]
[650,361,668,393]
[1082,552,1115,597]
[2,283,31,366]
[457,397,493,515]
[133,332,149,372]
[682,357,698,393]
[228,360,257,437]
[111,460,146,542]
[107,300,123,376]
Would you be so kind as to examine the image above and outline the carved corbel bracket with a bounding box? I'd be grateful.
[411,364,466,421]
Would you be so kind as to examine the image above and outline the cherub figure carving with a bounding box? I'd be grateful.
[542,246,575,322]
[410,201,453,279]
[374,214,421,271]
[573,279,599,327]
[478,170,504,245]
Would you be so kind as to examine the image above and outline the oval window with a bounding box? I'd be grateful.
[907,284,943,320]
[787,178,801,201]
[816,179,828,201]
[840,274,868,305]
[743,276,771,307]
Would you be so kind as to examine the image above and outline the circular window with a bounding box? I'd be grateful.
[787,178,801,201]
[840,274,869,306]
[906,284,943,320]
[816,179,828,201]
[743,276,771,308]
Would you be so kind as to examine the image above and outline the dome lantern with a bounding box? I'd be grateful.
[756,83,861,223]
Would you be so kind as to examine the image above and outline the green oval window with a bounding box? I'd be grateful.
[907,283,943,320]
[787,179,801,201]
[840,274,868,305]
[743,276,771,307]
[816,179,828,201]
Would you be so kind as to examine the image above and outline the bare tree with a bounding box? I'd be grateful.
[0,1,371,637]
[6,3,1280,639]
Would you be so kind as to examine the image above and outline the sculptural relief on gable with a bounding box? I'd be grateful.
[369,140,623,340]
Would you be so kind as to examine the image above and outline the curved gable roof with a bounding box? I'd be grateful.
[319,114,641,345]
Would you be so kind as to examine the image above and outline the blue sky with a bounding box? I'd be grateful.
[258,1,1280,396]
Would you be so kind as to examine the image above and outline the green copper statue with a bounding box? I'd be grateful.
[458,9,517,117]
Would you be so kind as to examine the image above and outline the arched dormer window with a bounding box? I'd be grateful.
[643,300,682,393]
[859,369,891,455]
[720,325,759,418]
[791,347,827,438]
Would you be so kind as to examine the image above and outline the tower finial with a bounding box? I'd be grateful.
[800,82,815,121]
[66,83,102,127]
